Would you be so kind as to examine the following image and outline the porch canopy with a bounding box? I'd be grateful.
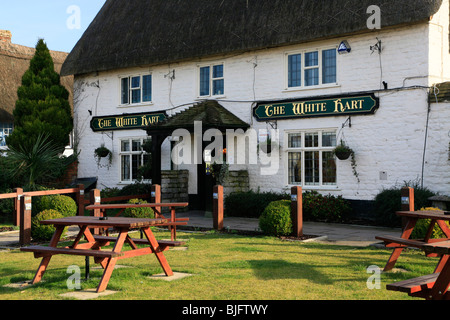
[146,100,250,184]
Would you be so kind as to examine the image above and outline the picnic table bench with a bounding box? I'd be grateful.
[20,216,185,293]
[386,239,450,300]
[85,202,189,241]
[375,210,450,272]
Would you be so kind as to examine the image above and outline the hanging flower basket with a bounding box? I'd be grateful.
[95,146,110,158]
[333,141,353,160]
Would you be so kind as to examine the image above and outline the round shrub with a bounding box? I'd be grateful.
[411,207,449,239]
[123,199,154,218]
[36,194,77,217]
[31,209,66,241]
[259,200,292,236]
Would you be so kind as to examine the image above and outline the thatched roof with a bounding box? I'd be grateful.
[61,0,444,76]
[0,36,73,122]
[146,100,250,135]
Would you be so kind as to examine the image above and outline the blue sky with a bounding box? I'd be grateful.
[0,0,106,53]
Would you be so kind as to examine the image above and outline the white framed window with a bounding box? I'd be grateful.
[0,122,13,148]
[286,130,337,187]
[199,63,224,97]
[120,137,152,182]
[120,74,152,105]
[286,48,337,89]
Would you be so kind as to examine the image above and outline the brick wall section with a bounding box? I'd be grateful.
[161,170,189,204]
[223,170,250,196]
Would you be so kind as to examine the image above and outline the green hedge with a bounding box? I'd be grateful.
[34,194,77,217]
[302,191,352,223]
[374,185,435,227]
[224,190,289,218]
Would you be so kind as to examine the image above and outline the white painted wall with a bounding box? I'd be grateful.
[73,11,450,200]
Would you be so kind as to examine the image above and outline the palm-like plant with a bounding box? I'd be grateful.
[4,133,63,187]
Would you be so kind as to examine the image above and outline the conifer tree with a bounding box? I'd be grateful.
[7,39,73,152]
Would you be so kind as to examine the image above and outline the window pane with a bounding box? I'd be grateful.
[200,66,210,96]
[288,54,301,87]
[288,133,302,148]
[305,151,319,185]
[121,78,129,104]
[322,151,337,185]
[142,75,152,102]
[131,89,141,104]
[305,68,319,86]
[131,76,140,89]
[121,155,130,181]
[213,65,223,78]
[213,79,224,95]
[305,133,318,148]
[322,132,337,147]
[288,152,301,185]
[132,155,140,180]
[305,52,318,67]
[121,140,130,152]
[132,139,141,151]
[322,49,336,84]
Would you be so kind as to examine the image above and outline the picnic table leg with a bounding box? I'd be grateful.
[383,218,417,271]
[31,226,65,284]
[142,227,174,277]
[96,228,128,293]
[428,258,450,300]
[435,255,450,273]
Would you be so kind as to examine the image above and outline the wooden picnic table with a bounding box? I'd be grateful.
[376,210,450,272]
[387,240,450,300]
[20,216,186,293]
[85,202,189,241]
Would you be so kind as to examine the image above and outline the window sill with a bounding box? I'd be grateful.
[195,95,226,101]
[282,83,340,93]
[285,184,340,192]
[118,102,154,108]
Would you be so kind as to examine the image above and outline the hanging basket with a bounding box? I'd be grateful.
[335,150,352,160]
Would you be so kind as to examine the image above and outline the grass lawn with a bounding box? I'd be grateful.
[0,229,436,300]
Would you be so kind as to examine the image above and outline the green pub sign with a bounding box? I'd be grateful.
[90,112,167,131]
[253,93,379,121]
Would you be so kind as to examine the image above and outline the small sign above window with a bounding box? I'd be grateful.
[90,112,167,132]
[253,93,379,121]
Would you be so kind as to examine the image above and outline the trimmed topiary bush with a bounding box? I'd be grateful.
[31,209,66,241]
[259,200,292,236]
[35,194,77,217]
[123,198,154,218]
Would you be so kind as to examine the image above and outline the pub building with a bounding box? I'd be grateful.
[61,0,450,214]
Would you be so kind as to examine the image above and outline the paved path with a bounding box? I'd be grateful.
[0,212,402,248]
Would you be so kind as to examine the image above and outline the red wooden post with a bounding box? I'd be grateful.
[20,195,32,246]
[291,186,303,237]
[90,189,101,235]
[401,187,414,230]
[151,184,161,218]
[76,184,85,216]
[213,185,224,231]
[13,188,23,226]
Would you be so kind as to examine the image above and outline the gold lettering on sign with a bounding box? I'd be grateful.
[292,102,327,115]
[333,99,364,113]
[97,118,112,129]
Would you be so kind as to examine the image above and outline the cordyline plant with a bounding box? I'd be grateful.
[4,133,64,187]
